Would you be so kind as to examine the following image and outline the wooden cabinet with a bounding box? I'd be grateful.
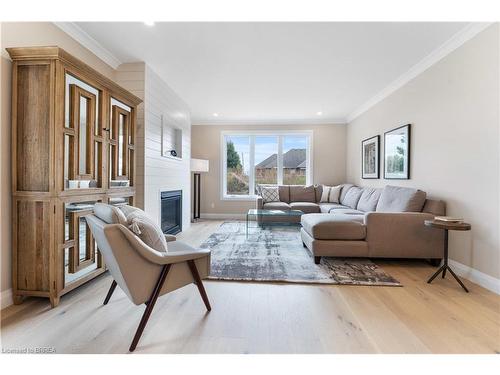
[7,47,142,307]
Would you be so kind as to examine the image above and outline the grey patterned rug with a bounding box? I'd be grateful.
[200,222,401,286]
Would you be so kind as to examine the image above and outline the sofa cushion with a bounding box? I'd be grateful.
[357,187,382,212]
[331,208,364,215]
[314,185,323,202]
[289,185,316,203]
[301,213,366,240]
[263,201,291,211]
[341,186,364,209]
[279,185,290,203]
[260,186,280,203]
[318,203,347,213]
[328,185,342,203]
[290,202,320,214]
[376,185,427,212]
[339,183,354,203]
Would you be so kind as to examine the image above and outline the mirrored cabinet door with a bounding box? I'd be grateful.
[63,74,103,190]
[110,98,134,188]
[63,200,104,287]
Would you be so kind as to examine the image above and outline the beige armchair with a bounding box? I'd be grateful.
[86,205,211,352]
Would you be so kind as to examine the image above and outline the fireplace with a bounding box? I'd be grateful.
[160,190,182,235]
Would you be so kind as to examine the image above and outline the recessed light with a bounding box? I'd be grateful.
[144,21,155,26]
[213,113,219,117]
[316,111,323,116]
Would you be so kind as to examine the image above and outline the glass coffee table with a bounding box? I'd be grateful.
[246,209,303,238]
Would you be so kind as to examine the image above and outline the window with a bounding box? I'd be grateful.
[222,131,312,199]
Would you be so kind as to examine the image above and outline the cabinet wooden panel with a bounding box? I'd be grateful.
[15,199,52,292]
[7,46,142,307]
[15,64,52,192]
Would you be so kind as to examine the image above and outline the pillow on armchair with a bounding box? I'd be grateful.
[118,205,169,253]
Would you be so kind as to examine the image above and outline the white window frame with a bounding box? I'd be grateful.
[221,130,313,201]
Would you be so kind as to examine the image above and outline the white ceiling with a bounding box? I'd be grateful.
[74,22,470,124]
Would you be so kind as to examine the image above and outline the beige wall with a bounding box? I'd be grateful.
[346,24,500,279]
[191,123,347,215]
[0,22,118,299]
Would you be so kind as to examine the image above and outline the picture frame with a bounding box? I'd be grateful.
[361,135,380,179]
[384,124,411,179]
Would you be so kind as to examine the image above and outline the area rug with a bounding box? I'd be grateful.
[200,221,401,286]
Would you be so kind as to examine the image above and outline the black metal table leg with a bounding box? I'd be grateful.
[427,229,469,292]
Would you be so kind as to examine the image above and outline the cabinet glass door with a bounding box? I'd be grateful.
[63,73,103,190]
[109,98,134,188]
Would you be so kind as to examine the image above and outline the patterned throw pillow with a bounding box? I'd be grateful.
[320,185,342,203]
[260,186,280,203]
[328,185,342,203]
[320,186,332,202]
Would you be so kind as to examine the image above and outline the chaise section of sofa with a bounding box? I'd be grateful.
[299,184,446,263]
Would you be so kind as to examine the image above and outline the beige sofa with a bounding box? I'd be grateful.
[256,184,446,264]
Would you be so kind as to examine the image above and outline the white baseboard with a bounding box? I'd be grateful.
[1,288,13,309]
[448,259,500,295]
[200,213,246,220]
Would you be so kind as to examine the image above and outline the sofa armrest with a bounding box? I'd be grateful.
[256,195,263,209]
[364,212,444,258]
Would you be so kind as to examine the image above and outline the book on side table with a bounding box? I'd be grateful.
[434,216,464,223]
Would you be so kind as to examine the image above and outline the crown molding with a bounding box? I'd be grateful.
[346,22,494,123]
[53,22,122,69]
[192,117,347,126]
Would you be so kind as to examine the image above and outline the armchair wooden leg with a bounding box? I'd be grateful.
[129,264,171,352]
[103,280,117,305]
[187,260,211,312]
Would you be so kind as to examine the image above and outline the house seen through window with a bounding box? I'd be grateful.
[223,133,311,198]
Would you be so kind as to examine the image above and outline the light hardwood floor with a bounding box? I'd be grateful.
[1,220,499,354]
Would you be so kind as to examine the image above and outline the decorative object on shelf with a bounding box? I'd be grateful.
[361,135,380,179]
[191,158,209,221]
[384,124,411,179]
[425,219,471,292]
[7,46,141,307]
[161,114,183,159]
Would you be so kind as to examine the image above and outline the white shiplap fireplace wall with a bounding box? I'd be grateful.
[116,63,192,231]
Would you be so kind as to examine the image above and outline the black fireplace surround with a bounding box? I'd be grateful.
[161,190,182,235]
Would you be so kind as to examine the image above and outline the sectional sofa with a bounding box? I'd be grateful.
[255,184,446,264]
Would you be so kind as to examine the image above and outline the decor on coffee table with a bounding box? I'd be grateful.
[384,124,411,179]
[362,135,380,179]
[202,222,401,286]
[246,209,303,238]
[425,219,471,292]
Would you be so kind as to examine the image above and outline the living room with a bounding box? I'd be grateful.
[1,0,499,372]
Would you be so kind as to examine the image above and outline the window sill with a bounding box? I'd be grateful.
[222,195,258,201]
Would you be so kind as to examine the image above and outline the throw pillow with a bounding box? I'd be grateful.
[328,185,342,203]
[119,205,169,253]
[320,185,332,202]
[260,186,280,203]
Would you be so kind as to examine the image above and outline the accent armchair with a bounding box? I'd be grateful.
[86,204,212,352]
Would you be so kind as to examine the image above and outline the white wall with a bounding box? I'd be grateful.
[115,63,146,208]
[346,24,500,280]
[144,66,192,230]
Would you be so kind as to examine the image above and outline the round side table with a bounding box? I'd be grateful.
[424,220,471,292]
